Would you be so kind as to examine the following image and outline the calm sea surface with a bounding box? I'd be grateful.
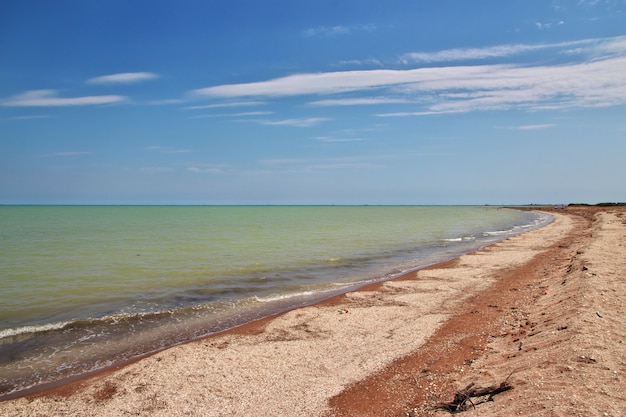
[0,205,551,398]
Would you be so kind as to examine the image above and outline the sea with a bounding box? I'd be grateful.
[0,205,552,399]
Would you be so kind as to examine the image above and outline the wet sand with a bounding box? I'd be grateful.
[1,206,624,416]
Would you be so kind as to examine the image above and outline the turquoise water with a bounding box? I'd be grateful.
[0,206,551,398]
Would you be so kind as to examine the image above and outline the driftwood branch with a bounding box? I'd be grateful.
[436,374,514,413]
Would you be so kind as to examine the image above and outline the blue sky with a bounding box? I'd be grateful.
[1,0,625,205]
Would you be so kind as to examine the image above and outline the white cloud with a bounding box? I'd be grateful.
[187,164,224,174]
[399,37,626,64]
[195,57,626,113]
[309,97,408,106]
[87,72,158,84]
[535,21,553,30]
[193,36,626,115]
[302,24,375,38]
[194,69,430,97]
[1,90,126,107]
[376,111,450,117]
[516,124,556,130]
[399,57,626,113]
[261,117,331,127]
[184,101,267,110]
[303,25,350,38]
[400,44,541,64]
[188,111,273,119]
[596,35,626,56]
[336,57,384,68]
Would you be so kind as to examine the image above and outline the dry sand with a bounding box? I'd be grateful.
[1,206,624,416]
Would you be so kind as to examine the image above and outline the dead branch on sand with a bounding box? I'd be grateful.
[436,374,513,413]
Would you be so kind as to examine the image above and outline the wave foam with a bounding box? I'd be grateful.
[0,322,68,339]
[253,291,314,303]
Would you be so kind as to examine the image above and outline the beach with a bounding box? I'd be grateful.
[1,205,624,416]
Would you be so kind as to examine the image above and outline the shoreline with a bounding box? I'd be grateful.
[0,207,549,402]
[1,206,624,416]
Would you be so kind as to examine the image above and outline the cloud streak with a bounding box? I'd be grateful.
[399,37,625,64]
[516,124,556,130]
[187,164,225,174]
[302,24,376,38]
[1,90,126,107]
[400,44,542,64]
[87,72,158,84]
[260,117,331,127]
[195,58,626,113]
[303,25,350,38]
[184,101,267,110]
[192,36,626,115]
[309,97,408,106]
[188,111,273,119]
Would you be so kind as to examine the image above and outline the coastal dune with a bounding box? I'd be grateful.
[1,206,624,416]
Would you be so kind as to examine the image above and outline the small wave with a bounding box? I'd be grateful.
[0,309,177,341]
[253,291,315,303]
[0,322,69,339]
[483,229,513,236]
[443,236,476,242]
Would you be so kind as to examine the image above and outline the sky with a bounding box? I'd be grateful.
[1,0,625,205]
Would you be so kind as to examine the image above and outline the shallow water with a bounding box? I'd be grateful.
[0,205,551,398]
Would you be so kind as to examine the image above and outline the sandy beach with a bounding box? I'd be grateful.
[1,205,624,416]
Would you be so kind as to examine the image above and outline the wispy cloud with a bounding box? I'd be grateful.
[188,111,273,119]
[399,37,619,64]
[193,36,626,115]
[335,57,384,68]
[87,72,158,84]
[1,90,126,107]
[193,70,417,97]
[534,20,565,30]
[309,97,408,106]
[400,44,541,64]
[260,117,331,127]
[195,57,626,113]
[515,124,556,130]
[303,25,350,38]
[302,24,376,38]
[184,101,267,110]
[187,164,225,174]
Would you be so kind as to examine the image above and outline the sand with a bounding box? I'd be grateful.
[1,206,624,416]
